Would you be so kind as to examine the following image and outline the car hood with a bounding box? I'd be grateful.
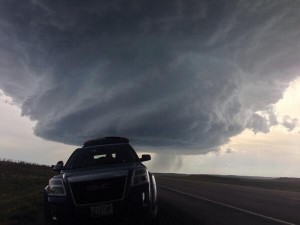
[53,162,143,183]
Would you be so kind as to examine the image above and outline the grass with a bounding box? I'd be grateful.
[0,159,55,225]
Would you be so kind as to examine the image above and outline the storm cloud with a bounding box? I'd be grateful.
[0,0,300,153]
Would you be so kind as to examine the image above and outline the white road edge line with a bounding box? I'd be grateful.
[158,184,295,225]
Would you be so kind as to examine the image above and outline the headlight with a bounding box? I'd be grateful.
[49,178,66,196]
[131,168,150,187]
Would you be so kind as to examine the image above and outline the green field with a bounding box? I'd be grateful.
[0,159,54,225]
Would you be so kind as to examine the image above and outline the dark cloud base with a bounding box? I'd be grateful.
[0,0,300,153]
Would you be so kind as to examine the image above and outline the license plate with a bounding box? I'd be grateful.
[91,203,113,217]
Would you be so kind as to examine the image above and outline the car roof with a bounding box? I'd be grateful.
[82,137,129,147]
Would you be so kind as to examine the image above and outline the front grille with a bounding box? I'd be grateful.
[70,176,127,205]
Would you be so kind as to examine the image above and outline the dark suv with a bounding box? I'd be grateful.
[44,137,158,225]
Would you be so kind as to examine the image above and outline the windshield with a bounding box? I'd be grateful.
[64,144,139,170]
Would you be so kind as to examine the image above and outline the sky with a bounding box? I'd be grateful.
[0,0,300,177]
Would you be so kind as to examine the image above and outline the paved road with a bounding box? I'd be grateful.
[156,176,300,225]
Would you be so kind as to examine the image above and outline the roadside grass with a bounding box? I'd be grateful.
[0,159,55,225]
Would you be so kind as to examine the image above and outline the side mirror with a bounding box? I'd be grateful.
[140,154,151,162]
[52,161,64,172]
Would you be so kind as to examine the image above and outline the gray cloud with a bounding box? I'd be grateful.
[245,106,285,134]
[281,115,298,131]
[267,107,278,126]
[0,0,300,153]
[226,148,234,154]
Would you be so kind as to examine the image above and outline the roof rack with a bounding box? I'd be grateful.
[83,137,129,147]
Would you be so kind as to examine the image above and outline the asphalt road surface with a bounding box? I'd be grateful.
[156,176,300,225]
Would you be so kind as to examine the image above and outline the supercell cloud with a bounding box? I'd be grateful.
[0,0,300,153]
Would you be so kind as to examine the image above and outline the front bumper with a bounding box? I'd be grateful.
[46,184,152,223]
